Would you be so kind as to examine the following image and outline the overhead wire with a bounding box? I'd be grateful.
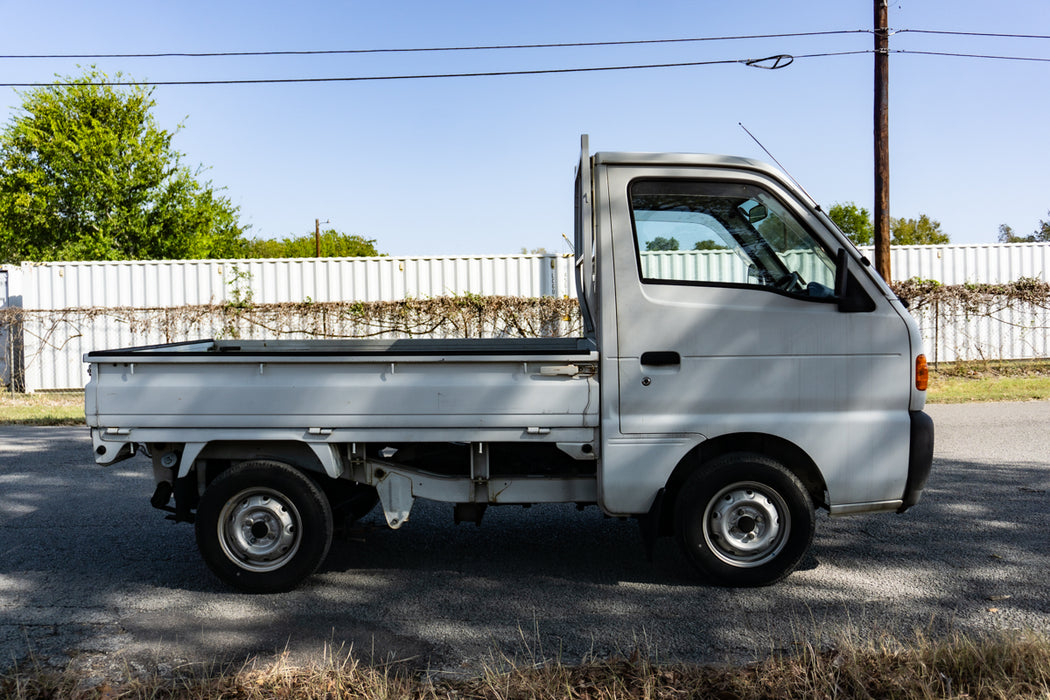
[896,29,1050,40]
[0,27,1046,88]
[0,51,876,88]
[889,28,1050,63]
[0,30,871,60]
[892,28,1050,62]
[895,50,1050,63]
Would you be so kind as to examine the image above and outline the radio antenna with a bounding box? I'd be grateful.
[738,122,817,205]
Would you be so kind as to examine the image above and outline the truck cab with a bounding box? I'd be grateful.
[579,139,932,584]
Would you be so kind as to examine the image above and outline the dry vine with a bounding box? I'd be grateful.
[0,295,581,355]
[893,277,1050,315]
[891,277,1050,363]
[3,283,1048,390]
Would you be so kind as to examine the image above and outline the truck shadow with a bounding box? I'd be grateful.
[3,427,1049,673]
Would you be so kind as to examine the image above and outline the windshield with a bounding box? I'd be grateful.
[630,180,837,298]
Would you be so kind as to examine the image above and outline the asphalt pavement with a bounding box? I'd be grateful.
[2,402,1049,675]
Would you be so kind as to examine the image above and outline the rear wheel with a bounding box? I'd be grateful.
[196,460,333,593]
[674,453,815,586]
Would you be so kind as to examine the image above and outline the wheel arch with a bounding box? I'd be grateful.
[659,432,827,535]
[194,440,336,484]
[192,442,376,527]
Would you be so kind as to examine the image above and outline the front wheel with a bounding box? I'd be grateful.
[196,460,333,593]
[675,453,815,586]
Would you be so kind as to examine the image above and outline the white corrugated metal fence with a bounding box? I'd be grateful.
[2,244,1048,391]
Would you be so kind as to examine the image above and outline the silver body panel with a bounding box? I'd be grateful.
[87,340,599,433]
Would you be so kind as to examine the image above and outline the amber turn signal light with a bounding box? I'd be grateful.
[915,354,929,392]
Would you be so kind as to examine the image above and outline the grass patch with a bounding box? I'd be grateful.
[0,391,84,425]
[2,630,1048,699]
[928,359,1050,404]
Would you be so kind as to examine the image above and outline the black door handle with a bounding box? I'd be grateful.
[640,351,680,366]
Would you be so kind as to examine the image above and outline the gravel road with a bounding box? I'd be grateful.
[2,402,1049,675]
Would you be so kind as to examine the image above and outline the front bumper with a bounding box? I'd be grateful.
[898,410,934,512]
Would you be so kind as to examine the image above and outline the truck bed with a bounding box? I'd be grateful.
[88,336,594,356]
[84,337,599,439]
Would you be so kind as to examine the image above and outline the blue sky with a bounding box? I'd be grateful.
[1,0,1047,256]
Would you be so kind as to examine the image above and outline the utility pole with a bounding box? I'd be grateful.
[874,0,891,282]
[315,218,321,258]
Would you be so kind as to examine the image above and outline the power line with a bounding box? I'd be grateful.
[0,46,1043,89]
[0,52,872,88]
[895,49,1050,63]
[897,29,1050,40]
[0,30,870,60]
[2,27,1045,63]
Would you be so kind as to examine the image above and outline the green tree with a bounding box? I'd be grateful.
[242,229,381,258]
[891,214,949,245]
[645,236,679,251]
[827,202,873,246]
[998,214,1050,242]
[0,70,245,263]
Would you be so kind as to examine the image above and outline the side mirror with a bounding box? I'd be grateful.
[835,248,876,313]
[834,247,848,298]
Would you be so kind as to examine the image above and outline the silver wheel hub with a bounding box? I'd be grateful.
[703,481,789,568]
[218,488,301,572]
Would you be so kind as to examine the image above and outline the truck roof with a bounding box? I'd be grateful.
[591,150,816,207]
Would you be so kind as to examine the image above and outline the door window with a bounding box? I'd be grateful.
[630,180,837,299]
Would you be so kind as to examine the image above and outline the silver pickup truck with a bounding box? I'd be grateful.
[85,137,934,592]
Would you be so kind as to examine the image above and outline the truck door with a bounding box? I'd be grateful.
[601,164,913,512]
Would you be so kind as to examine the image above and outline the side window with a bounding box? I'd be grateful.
[630,180,837,299]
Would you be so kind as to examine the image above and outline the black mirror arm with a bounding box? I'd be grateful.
[834,248,848,299]
[835,247,877,313]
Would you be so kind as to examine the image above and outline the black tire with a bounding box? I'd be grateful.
[195,460,333,593]
[674,452,815,587]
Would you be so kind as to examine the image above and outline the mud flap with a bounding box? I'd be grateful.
[637,488,666,562]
